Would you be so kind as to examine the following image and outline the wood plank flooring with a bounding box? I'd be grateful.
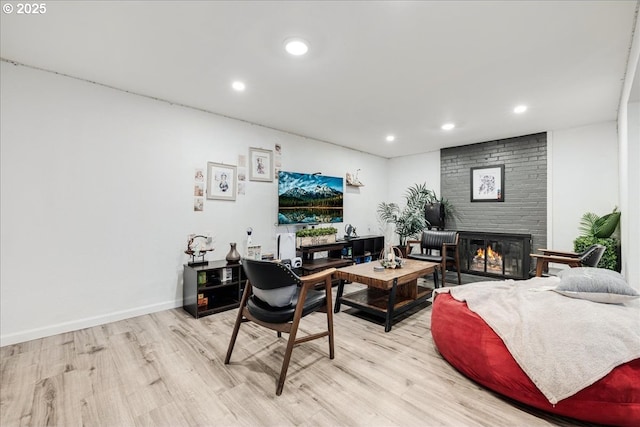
[1,277,597,427]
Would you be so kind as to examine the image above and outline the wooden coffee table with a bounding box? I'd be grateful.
[334,259,439,332]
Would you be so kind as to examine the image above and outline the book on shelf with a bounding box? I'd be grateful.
[221,267,233,282]
[197,271,207,286]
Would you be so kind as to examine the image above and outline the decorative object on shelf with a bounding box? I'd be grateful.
[379,245,404,269]
[424,201,445,230]
[197,295,208,309]
[225,242,241,263]
[344,223,357,238]
[185,234,213,266]
[346,169,364,187]
[207,162,237,201]
[295,226,338,248]
[249,147,274,182]
[470,164,505,202]
[246,227,253,245]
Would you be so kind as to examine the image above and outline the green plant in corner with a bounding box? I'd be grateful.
[574,207,621,271]
[377,183,437,246]
[578,207,621,239]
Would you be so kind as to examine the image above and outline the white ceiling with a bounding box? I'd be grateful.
[1,1,638,158]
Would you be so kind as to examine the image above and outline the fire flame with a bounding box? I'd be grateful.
[475,245,503,270]
[476,246,501,261]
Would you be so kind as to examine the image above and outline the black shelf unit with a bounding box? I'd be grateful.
[339,235,384,264]
[183,260,245,318]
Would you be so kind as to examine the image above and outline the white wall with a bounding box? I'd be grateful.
[387,151,442,201]
[616,10,640,289]
[0,62,388,345]
[383,151,441,243]
[549,122,620,252]
[620,101,640,288]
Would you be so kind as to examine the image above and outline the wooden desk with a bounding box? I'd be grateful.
[334,259,438,332]
[298,241,347,261]
[300,257,353,275]
[297,241,351,278]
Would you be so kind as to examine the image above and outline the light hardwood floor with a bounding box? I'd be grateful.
[1,280,596,427]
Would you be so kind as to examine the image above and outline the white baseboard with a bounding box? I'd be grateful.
[0,299,183,347]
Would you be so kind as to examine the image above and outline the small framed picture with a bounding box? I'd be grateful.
[249,148,273,182]
[247,245,262,260]
[207,162,237,201]
[471,165,505,202]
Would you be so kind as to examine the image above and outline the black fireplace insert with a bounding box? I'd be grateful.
[458,231,532,279]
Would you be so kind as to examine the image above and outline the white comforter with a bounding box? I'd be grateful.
[434,277,640,404]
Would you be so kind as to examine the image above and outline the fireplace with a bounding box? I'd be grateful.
[459,231,532,279]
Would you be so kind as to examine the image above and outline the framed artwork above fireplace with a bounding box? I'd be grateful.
[471,164,504,202]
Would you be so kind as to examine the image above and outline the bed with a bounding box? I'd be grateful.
[431,269,640,426]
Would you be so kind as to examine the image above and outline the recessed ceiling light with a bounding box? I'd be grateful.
[514,105,528,114]
[386,135,396,142]
[232,81,246,92]
[284,38,309,56]
[441,123,455,131]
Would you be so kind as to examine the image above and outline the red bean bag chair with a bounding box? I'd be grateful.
[431,293,640,426]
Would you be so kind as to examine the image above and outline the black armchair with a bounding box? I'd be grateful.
[225,259,336,396]
[530,244,606,277]
[406,230,461,287]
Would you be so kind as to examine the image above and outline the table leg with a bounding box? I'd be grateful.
[385,278,398,332]
[334,279,345,313]
[535,260,545,277]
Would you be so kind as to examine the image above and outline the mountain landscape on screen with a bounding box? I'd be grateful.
[278,171,344,224]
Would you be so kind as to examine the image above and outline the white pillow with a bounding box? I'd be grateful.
[554,267,639,304]
[252,285,297,307]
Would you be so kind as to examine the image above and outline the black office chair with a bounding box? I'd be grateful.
[225,259,336,396]
[531,244,606,276]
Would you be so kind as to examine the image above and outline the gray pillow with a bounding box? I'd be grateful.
[555,267,640,304]
[253,285,297,307]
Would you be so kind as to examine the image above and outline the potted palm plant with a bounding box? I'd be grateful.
[377,183,437,252]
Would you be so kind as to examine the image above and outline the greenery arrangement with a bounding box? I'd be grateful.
[377,183,440,246]
[574,207,621,271]
[295,226,338,238]
[577,207,621,238]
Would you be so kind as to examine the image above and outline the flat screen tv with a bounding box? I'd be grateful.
[278,171,344,225]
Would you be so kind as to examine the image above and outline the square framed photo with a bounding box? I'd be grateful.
[471,165,504,202]
[207,162,237,201]
[249,147,273,182]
